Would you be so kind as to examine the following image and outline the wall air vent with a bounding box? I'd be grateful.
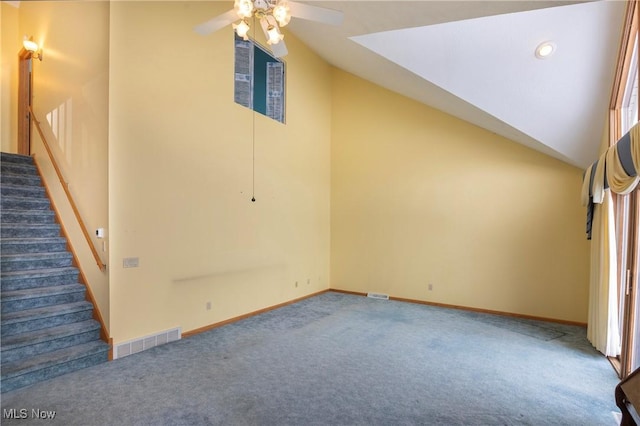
[114,327,182,359]
[367,292,389,300]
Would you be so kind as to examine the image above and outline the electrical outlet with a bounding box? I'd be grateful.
[295,281,298,288]
[206,301,212,311]
[428,283,433,291]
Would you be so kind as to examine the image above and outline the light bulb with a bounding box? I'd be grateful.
[234,0,254,19]
[273,1,291,27]
[23,38,39,53]
[233,20,251,40]
[266,25,284,45]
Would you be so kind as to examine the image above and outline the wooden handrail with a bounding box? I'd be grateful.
[29,106,106,271]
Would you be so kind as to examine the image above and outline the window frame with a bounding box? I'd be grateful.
[609,0,639,380]
[233,34,286,124]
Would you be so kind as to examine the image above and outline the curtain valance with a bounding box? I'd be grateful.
[582,123,640,239]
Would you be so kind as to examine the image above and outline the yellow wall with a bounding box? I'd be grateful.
[108,1,331,343]
[3,1,593,344]
[3,1,111,327]
[330,70,590,323]
[1,2,19,153]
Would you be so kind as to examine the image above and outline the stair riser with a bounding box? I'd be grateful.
[0,175,42,187]
[1,241,68,255]
[0,350,108,393]
[1,226,60,239]
[2,309,93,338]
[1,186,46,198]
[1,199,50,211]
[1,164,38,176]
[1,256,74,272]
[1,329,101,364]
[1,212,56,224]
[0,153,34,164]
[2,290,86,313]
[1,272,79,291]
[2,310,94,337]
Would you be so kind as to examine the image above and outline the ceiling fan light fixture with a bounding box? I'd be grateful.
[233,20,251,40]
[266,24,284,45]
[273,1,291,27]
[535,41,556,59]
[195,0,344,59]
[234,0,254,19]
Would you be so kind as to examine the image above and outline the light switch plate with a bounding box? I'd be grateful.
[123,257,139,268]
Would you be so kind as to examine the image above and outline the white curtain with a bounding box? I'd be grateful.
[586,190,620,356]
[583,124,640,356]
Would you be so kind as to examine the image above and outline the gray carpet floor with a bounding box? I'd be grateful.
[0,291,621,425]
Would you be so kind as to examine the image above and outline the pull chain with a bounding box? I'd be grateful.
[251,14,256,203]
[252,109,256,203]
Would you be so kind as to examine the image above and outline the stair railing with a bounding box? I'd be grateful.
[29,106,106,271]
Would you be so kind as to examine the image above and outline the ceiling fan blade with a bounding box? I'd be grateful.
[194,9,237,36]
[259,18,289,58]
[288,1,343,26]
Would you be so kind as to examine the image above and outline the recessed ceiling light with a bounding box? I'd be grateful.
[535,41,556,59]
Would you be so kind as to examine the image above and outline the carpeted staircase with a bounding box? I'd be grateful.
[1,152,109,393]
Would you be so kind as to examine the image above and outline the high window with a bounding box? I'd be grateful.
[234,35,286,123]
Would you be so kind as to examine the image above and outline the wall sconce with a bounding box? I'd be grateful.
[23,36,43,61]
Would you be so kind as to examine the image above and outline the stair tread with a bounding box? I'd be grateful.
[1,319,100,349]
[0,155,35,163]
[1,245,67,254]
[1,283,84,300]
[1,194,47,200]
[0,182,43,188]
[1,237,65,244]
[1,194,47,201]
[1,216,55,223]
[1,340,109,379]
[1,159,36,165]
[1,209,52,214]
[1,266,78,279]
[0,153,34,163]
[1,251,72,260]
[1,223,59,228]
[0,168,39,174]
[0,183,45,191]
[1,169,40,175]
[0,177,43,186]
[0,164,37,172]
[1,301,93,324]
[2,222,60,226]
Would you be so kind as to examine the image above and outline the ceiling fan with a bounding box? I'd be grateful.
[194,0,343,58]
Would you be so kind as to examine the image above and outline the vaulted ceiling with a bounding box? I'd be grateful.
[10,0,626,169]
[285,1,627,169]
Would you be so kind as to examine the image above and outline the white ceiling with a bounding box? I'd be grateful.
[285,0,627,169]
